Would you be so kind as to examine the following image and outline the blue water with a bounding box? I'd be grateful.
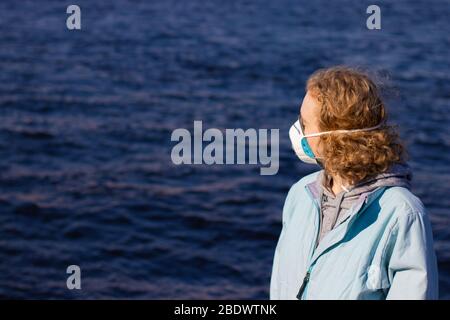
[0,0,449,299]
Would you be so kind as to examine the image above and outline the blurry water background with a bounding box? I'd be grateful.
[0,0,449,299]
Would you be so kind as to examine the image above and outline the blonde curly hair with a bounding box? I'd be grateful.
[306,66,406,185]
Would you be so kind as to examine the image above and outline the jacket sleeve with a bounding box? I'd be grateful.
[385,208,439,300]
[269,225,284,300]
[270,183,297,299]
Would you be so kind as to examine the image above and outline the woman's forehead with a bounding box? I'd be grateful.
[300,92,320,121]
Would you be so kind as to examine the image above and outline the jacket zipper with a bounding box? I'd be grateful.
[297,187,323,300]
[297,186,385,300]
[299,186,351,299]
[298,195,354,299]
[297,268,312,299]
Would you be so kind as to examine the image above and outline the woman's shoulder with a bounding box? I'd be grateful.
[285,170,323,210]
[379,186,427,220]
[288,170,322,193]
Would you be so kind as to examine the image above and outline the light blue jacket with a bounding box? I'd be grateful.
[270,170,439,300]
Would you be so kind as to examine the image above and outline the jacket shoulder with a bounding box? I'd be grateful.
[282,170,322,224]
[289,170,322,193]
[380,186,427,219]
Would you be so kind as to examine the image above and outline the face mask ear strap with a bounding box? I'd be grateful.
[304,122,384,138]
[344,122,384,133]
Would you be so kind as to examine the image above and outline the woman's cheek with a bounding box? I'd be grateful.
[308,137,321,156]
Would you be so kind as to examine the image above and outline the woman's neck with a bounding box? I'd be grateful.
[329,174,349,196]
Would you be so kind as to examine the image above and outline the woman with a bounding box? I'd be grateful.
[270,66,439,300]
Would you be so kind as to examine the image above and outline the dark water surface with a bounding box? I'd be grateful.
[0,0,449,298]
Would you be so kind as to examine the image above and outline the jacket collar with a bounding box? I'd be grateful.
[305,170,385,208]
[305,174,388,266]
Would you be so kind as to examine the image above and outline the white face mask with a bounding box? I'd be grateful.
[289,119,383,165]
